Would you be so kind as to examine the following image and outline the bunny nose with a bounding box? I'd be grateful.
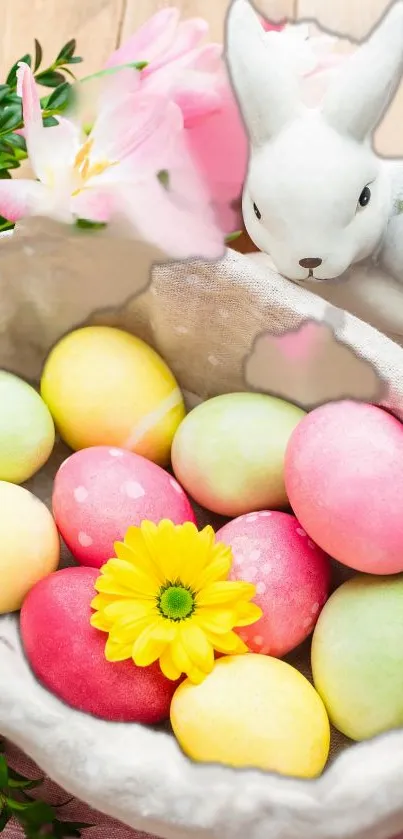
[299,258,322,269]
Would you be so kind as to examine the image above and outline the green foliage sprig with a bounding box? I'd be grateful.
[0,745,92,838]
[0,38,82,232]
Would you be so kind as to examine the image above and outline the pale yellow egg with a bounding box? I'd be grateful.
[0,371,55,483]
[40,326,185,466]
[170,654,330,779]
[0,482,60,613]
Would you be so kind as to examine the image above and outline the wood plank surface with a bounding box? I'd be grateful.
[0,0,125,81]
[121,0,296,45]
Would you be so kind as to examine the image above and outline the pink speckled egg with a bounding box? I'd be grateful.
[20,567,177,722]
[284,401,403,575]
[216,511,330,657]
[52,446,195,568]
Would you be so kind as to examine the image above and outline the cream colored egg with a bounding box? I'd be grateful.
[170,654,330,778]
[0,482,60,612]
[0,371,55,483]
[40,326,185,466]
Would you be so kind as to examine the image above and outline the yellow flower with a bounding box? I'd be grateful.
[90,519,262,684]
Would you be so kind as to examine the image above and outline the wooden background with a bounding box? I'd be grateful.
[1,0,400,155]
[1,0,400,156]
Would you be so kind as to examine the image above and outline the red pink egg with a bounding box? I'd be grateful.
[216,511,330,657]
[52,446,195,568]
[20,566,177,722]
[285,401,403,574]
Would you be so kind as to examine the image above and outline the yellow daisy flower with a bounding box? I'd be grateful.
[90,519,262,684]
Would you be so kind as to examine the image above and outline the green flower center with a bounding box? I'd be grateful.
[158,582,195,621]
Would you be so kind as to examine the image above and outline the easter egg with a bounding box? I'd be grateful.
[0,482,59,612]
[0,371,55,483]
[216,511,330,657]
[21,566,176,722]
[171,393,305,516]
[40,326,185,466]
[52,446,196,568]
[285,400,403,574]
[170,654,330,777]
[312,575,403,741]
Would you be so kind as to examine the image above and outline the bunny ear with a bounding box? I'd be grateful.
[225,0,300,146]
[322,1,403,141]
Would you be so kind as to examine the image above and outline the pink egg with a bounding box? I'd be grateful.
[216,511,330,657]
[284,401,403,574]
[52,446,195,568]
[20,567,177,722]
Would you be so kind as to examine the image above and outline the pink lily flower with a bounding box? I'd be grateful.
[106,9,347,235]
[0,62,224,260]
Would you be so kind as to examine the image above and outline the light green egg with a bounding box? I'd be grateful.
[312,575,403,741]
[0,371,55,483]
[171,392,305,516]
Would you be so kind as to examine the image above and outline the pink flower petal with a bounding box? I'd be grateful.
[185,80,249,234]
[106,7,180,69]
[144,18,208,75]
[117,176,224,260]
[16,63,45,180]
[0,179,49,222]
[90,92,180,166]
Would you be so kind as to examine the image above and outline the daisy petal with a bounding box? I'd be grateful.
[194,547,233,588]
[234,602,263,627]
[171,637,192,674]
[180,622,214,674]
[132,621,175,667]
[105,637,133,662]
[160,648,182,681]
[114,538,162,585]
[101,558,157,597]
[90,593,120,611]
[195,607,236,635]
[95,574,137,598]
[90,611,113,632]
[104,598,154,620]
[109,614,152,643]
[206,631,249,655]
[187,665,208,685]
[197,581,257,607]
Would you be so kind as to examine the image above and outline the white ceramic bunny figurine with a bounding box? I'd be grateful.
[226,0,403,343]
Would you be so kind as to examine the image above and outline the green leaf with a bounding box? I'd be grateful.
[2,92,23,106]
[0,85,10,104]
[2,132,27,152]
[75,218,107,231]
[34,39,43,72]
[66,56,83,65]
[6,54,31,88]
[157,169,169,190]
[0,171,12,180]
[56,39,76,63]
[0,754,9,787]
[46,82,75,112]
[0,807,11,831]
[35,70,66,88]
[80,60,148,86]
[42,115,59,127]
[225,230,243,243]
[0,106,22,134]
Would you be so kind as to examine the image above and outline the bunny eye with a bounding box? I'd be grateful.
[359,186,371,208]
[253,202,262,220]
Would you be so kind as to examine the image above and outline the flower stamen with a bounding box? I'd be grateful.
[157,581,195,622]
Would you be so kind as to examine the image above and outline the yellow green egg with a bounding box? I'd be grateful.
[171,392,305,516]
[0,481,60,612]
[170,654,330,778]
[40,326,185,466]
[0,371,55,483]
